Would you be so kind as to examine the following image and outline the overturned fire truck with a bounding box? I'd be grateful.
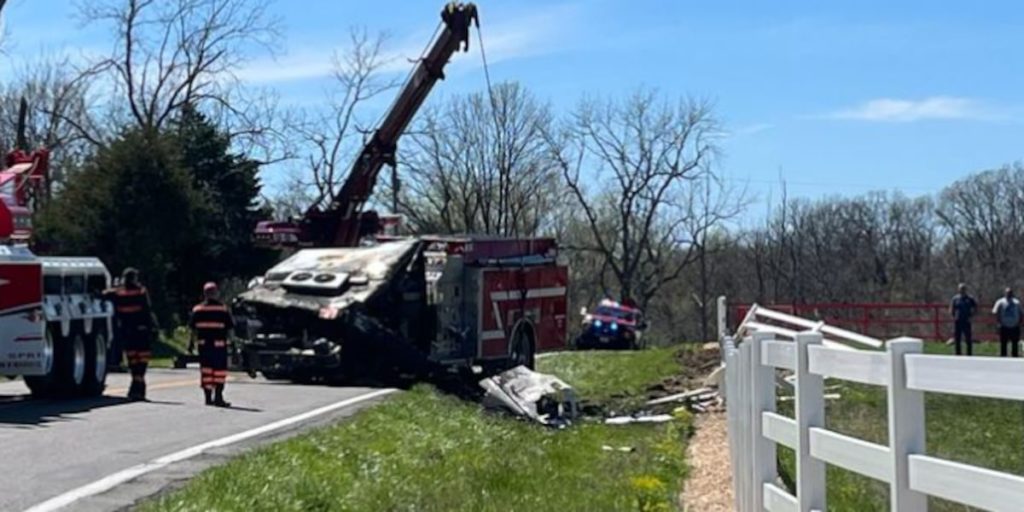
[234,3,571,382]
[235,237,569,381]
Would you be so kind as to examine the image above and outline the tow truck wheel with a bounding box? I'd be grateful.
[81,328,108,396]
[55,331,88,396]
[24,325,60,398]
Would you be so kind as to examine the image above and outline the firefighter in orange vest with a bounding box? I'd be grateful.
[104,268,156,401]
[188,282,234,407]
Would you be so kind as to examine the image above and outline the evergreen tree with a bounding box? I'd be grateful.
[35,128,203,325]
[171,105,276,309]
[36,109,277,326]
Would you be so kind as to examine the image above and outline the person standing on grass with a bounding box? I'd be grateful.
[992,287,1022,357]
[950,283,978,355]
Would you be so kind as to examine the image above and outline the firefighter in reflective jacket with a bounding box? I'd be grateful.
[104,268,156,401]
[188,282,234,407]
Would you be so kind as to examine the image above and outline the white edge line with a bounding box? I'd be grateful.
[23,388,398,512]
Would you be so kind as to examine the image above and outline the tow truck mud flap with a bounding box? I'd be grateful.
[479,366,579,428]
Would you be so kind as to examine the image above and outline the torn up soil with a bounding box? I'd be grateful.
[645,347,722,400]
[578,345,723,419]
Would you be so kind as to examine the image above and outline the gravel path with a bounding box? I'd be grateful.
[680,411,733,512]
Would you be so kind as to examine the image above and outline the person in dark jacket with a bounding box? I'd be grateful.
[188,282,234,407]
[104,268,156,400]
[950,283,978,356]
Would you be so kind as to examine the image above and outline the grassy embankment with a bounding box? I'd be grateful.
[142,346,698,512]
[778,341,1024,511]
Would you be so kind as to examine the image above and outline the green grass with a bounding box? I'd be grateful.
[141,347,696,512]
[778,341,1024,511]
[537,346,688,407]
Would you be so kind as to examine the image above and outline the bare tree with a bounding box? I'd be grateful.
[284,29,398,212]
[688,174,747,341]
[0,55,96,183]
[393,81,559,236]
[548,89,724,309]
[0,0,8,53]
[74,0,279,141]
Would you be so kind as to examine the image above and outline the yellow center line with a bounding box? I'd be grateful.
[105,376,234,396]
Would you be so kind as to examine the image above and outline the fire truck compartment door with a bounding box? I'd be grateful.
[0,260,46,376]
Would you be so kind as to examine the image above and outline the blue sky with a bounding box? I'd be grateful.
[4,0,1024,213]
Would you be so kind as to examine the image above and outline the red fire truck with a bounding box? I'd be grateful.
[236,3,570,381]
[0,149,114,397]
[236,236,569,379]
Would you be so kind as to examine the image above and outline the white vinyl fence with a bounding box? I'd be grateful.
[721,300,1024,512]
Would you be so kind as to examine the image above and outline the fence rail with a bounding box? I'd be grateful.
[722,300,1024,512]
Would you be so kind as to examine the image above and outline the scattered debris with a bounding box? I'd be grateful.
[779,393,841,402]
[479,365,579,428]
[646,346,722,401]
[605,414,674,425]
[703,364,726,389]
[646,387,714,406]
[602,445,636,453]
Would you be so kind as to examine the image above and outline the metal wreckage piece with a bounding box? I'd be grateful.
[479,365,579,428]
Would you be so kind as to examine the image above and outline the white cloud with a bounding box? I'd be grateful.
[734,122,774,136]
[236,2,580,85]
[824,96,999,122]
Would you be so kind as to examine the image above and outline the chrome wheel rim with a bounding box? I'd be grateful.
[72,335,86,385]
[94,334,107,383]
[42,329,55,374]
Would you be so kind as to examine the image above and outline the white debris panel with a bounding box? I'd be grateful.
[479,365,579,428]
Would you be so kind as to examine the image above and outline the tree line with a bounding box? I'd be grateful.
[2,0,1016,344]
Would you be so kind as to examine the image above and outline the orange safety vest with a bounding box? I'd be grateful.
[107,285,152,327]
[189,300,234,349]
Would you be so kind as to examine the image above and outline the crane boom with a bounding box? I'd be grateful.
[287,2,479,248]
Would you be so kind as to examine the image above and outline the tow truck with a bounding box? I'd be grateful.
[0,145,115,397]
[234,2,570,382]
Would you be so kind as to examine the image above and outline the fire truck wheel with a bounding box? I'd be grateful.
[24,325,60,398]
[509,326,536,370]
[81,329,108,396]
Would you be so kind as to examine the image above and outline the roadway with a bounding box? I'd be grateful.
[0,368,394,512]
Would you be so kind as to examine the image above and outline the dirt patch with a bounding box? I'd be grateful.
[646,346,721,400]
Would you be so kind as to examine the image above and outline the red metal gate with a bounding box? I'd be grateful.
[729,303,996,342]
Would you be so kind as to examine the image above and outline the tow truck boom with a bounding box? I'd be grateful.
[258,2,479,248]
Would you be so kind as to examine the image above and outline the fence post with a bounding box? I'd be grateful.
[887,337,927,511]
[717,295,728,342]
[725,342,743,512]
[795,331,826,512]
[738,340,753,511]
[724,342,741,512]
[749,331,776,510]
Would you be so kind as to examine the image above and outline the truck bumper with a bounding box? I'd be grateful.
[242,344,343,375]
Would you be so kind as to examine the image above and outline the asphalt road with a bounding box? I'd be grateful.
[0,369,393,512]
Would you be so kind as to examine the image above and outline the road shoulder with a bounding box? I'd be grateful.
[32,390,395,512]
